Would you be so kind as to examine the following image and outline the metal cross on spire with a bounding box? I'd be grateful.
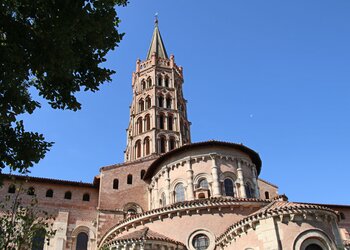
[155,12,159,26]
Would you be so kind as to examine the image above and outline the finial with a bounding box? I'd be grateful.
[154,12,159,26]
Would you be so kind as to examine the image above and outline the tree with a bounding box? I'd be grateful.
[0,184,56,249]
[0,0,128,175]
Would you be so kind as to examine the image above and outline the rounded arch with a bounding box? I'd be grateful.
[245,180,255,198]
[137,116,143,134]
[138,98,144,112]
[71,225,96,250]
[143,137,150,156]
[145,114,151,131]
[293,229,336,250]
[123,202,143,214]
[159,135,166,153]
[135,140,142,159]
[157,74,163,86]
[169,136,176,150]
[145,96,152,109]
[164,75,170,87]
[140,79,146,90]
[158,94,164,108]
[147,76,152,87]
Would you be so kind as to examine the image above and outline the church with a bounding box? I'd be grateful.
[1,20,349,250]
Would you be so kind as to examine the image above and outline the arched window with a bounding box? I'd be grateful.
[164,76,169,87]
[159,114,165,129]
[159,136,166,153]
[157,75,162,86]
[144,137,150,156]
[137,117,143,134]
[224,178,234,197]
[175,183,185,202]
[145,96,151,109]
[8,184,15,194]
[32,228,46,250]
[82,193,90,202]
[64,191,72,200]
[27,187,35,196]
[135,140,141,158]
[245,182,254,198]
[169,137,175,150]
[113,179,119,189]
[166,97,172,109]
[265,191,270,199]
[141,80,146,90]
[140,170,146,179]
[147,77,152,88]
[168,115,173,130]
[305,244,323,250]
[160,192,166,207]
[76,232,88,250]
[158,95,164,108]
[145,114,151,131]
[127,174,133,185]
[138,99,144,112]
[198,179,209,189]
[46,189,53,198]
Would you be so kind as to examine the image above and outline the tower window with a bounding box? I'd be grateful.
[166,97,172,109]
[169,137,175,150]
[224,178,234,197]
[164,76,169,88]
[141,80,146,90]
[168,115,173,130]
[8,184,16,194]
[340,212,346,220]
[139,99,144,112]
[137,117,143,134]
[46,189,54,198]
[160,192,166,207]
[159,136,166,153]
[135,140,141,158]
[127,174,133,185]
[27,187,35,196]
[159,114,165,129]
[82,193,90,202]
[64,191,72,200]
[113,179,119,189]
[145,115,151,131]
[145,96,151,109]
[147,77,152,87]
[140,170,146,179]
[144,137,150,156]
[157,75,162,86]
[158,96,164,108]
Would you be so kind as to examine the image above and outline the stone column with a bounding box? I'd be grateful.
[237,160,246,198]
[153,178,159,208]
[186,158,195,200]
[165,166,171,204]
[210,154,221,197]
[251,164,260,198]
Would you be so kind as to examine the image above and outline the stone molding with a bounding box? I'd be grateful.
[98,197,270,248]
[215,201,338,248]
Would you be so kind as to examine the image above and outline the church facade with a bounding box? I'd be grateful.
[1,21,349,250]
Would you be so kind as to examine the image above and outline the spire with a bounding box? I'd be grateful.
[146,15,168,60]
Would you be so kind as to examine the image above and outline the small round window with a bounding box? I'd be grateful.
[192,234,210,250]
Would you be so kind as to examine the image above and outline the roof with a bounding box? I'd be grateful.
[146,21,168,59]
[0,174,97,188]
[113,227,185,246]
[143,140,262,180]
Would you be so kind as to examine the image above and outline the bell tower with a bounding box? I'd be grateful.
[124,19,191,162]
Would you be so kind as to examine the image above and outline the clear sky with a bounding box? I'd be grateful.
[17,1,350,205]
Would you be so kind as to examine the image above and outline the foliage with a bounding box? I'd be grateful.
[0,184,56,250]
[0,0,128,175]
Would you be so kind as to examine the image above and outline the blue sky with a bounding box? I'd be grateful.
[18,1,350,205]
